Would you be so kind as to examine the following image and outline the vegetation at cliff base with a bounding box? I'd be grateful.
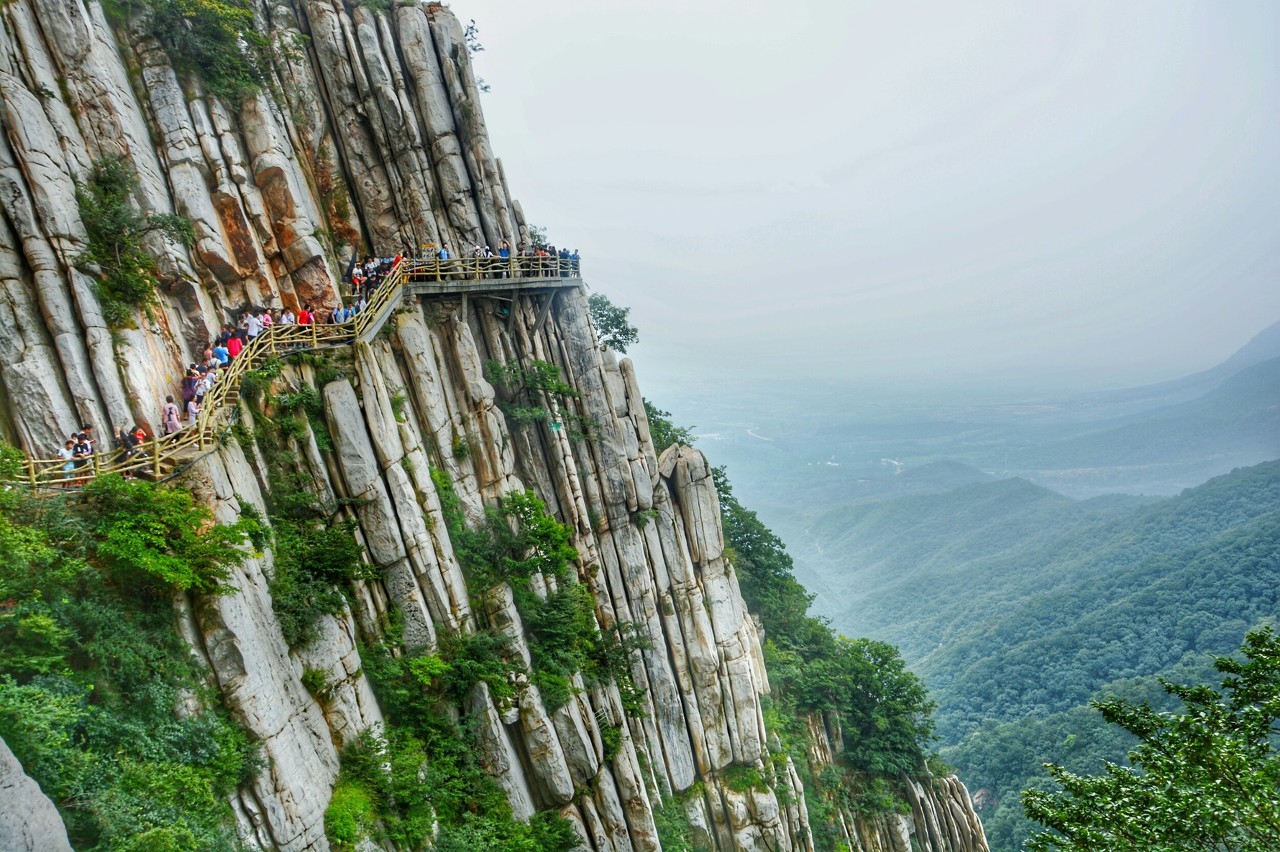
[1023,627,1280,851]
[0,460,262,848]
[76,155,194,327]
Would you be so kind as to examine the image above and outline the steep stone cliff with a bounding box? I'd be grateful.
[0,1,988,849]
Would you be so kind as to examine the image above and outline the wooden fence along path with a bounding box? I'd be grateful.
[20,256,582,486]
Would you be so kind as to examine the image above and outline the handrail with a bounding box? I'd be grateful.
[17,255,582,486]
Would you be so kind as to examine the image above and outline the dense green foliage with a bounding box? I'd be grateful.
[269,516,369,647]
[587,292,639,353]
[340,614,577,850]
[76,155,194,327]
[1023,628,1280,850]
[944,692,1153,850]
[0,468,261,848]
[928,505,1280,740]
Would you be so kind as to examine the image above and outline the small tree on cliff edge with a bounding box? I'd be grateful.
[1023,627,1280,851]
[588,292,639,353]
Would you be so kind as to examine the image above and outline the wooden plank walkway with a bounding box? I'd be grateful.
[18,258,583,486]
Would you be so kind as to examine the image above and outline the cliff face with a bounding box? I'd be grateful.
[0,1,988,849]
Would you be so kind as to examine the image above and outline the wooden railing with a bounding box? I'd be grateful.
[399,254,581,283]
[18,255,582,486]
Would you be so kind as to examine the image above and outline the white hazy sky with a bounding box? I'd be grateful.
[455,0,1280,395]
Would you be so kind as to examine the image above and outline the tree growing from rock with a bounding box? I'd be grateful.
[588,292,639,353]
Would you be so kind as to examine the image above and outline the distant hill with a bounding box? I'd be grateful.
[1065,318,1280,412]
[991,357,1280,496]
[920,463,1280,739]
[805,460,1280,852]
[1217,318,1280,373]
[898,459,994,490]
[1003,356,1280,468]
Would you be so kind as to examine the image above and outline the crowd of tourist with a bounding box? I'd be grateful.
[56,422,154,485]
[427,241,580,277]
[55,237,579,482]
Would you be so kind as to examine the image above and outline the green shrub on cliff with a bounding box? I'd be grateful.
[0,470,261,848]
[350,616,576,850]
[587,291,639,353]
[76,155,194,327]
[141,0,270,102]
[433,476,648,713]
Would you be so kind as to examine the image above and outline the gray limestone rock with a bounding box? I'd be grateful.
[0,738,73,852]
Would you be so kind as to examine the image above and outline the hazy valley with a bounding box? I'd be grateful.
[658,322,1280,850]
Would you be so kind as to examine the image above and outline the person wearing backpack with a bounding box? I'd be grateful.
[181,370,199,405]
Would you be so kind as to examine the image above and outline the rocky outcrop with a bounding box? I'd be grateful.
[0,0,988,849]
[0,737,74,852]
[805,715,989,852]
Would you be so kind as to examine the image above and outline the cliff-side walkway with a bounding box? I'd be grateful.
[18,259,582,485]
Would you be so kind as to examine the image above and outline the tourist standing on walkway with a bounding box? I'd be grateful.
[58,439,75,484]
[162,396,182,435]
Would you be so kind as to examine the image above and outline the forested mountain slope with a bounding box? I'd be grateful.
[854,460,1280,852]
[816,461,1278,666]
[923,489,1280,739]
